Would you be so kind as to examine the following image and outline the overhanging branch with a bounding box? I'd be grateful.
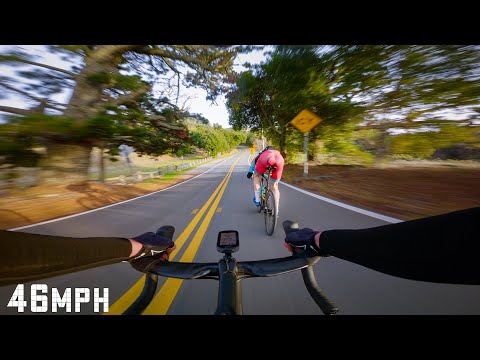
[148,115,185,131]
[110,86,149,106]
[136,46,210,68]
[0,82,65,111]
[0,105,38,116]
[0,56,76,77]
[91,45,145,62]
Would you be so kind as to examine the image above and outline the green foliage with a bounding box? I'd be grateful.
[314,123,375,163]
[87,72,112,85]
[390,133,436,159]
[227,46,365,157]
[0,137,42,167]
[190,127,225,157]
[0,46,256,174]
[174,143,196,157]
[188,113,209,125]
[374,46,480,120]
[282,130,304,163]
[389,125,479,159]
[189,124,247,157]
[434,124,479,147]
[0,115,84,142]
[243,132,255,146]
[227,45,480,164]
[87,72,145,91]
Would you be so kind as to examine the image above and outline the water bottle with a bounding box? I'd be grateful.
[261,185,266,199]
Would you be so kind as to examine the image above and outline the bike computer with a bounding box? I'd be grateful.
[217,230,239,253]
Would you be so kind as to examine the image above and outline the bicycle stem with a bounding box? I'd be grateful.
[215,253,241,315]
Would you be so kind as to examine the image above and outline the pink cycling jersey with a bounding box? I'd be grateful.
[254,150,285,182]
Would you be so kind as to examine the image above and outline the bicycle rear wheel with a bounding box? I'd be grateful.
[264,189,278,236]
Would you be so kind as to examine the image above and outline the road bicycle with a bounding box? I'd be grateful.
[257,166,278,236]
[124,222,339,315]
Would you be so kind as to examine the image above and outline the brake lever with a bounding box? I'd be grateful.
[291,248,321,266]
[130,252,170,273]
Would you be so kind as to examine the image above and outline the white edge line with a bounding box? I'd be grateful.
[282,181,403,223]
[9,153,240,231]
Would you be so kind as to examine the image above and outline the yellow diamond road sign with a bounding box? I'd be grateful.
[290,109,322,133]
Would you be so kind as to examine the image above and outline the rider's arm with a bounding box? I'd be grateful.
[0,230,132,286]
[0,230,174,286]
[249,159,256,173]
[318,207,480,285]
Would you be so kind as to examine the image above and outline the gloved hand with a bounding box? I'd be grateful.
[129,230,175,262]
[284,228,324,256]
[247,171,253,179]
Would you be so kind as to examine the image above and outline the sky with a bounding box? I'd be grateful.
[0,45,269,128]
[177,49,269,128]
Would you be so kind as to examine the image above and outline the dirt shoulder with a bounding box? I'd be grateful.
[0,151,237,230]
[282,164,480,220]
[2,155,479,229]
[0,173,201,230]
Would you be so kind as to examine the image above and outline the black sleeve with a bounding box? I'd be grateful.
[0,230,132,286]
[319,207,480,285]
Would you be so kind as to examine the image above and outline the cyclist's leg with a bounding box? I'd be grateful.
[253,173,261,205]
[270,157,283,215]
[271,180,280,216]
[253,156,268,205]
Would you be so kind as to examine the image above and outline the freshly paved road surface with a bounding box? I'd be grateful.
[2,150,480,315]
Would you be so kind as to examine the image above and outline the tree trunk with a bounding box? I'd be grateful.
[279,126,287,160]
[99,146,105,183]
[42,54,111,184]
[314,140,326,164]
[374,131,391,167]
[63,56,109,121]
[37,144,92,185]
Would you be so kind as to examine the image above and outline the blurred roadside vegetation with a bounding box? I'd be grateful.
[87,117,251,181]
[2,45,480,192]
[227,45,480,166]
[0,45,257,188]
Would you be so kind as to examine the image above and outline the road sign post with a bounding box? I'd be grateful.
[290,109,323,178]
[304,132,309,177]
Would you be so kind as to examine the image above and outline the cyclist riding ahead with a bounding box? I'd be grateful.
[247,145,285,215]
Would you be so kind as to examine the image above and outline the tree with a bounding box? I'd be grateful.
[0,45,246,184]
[188,112,209,125]
[189,122,247,157]
[227,46,364,158]
[389,124,480,160]
[227,45,480,163]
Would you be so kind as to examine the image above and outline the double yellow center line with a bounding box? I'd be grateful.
[106,155,242,315]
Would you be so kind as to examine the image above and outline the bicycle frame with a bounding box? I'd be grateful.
[259,168,273,209]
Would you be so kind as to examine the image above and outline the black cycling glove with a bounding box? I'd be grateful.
[128,232,175,261]
[285,228,326,256]
[247,171,253,179]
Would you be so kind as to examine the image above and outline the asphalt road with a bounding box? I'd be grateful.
[2,150,480,315]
